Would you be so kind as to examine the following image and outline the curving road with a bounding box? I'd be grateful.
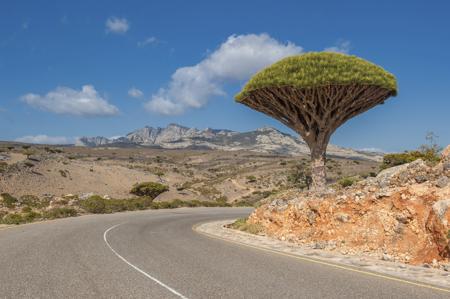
[0,207,448,299]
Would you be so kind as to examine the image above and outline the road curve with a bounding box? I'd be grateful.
[0,207,448,299]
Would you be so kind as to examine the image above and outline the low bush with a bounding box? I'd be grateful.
[1,193,18,208]
[0,161,8,173]
[43,207,77,219]
[287,165,312,190]
[23,211,41,222]
[338,177,358,188]
[233,199,257,207]
[2,213,25,225]
[21,206,32,213]
[230,218,264,234]
[79,195,107,213]
[79,195,155,214]
[18,194,38,205]
[381,149,441,170]
[130,182,169,198]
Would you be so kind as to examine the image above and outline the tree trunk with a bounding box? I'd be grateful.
[310,147,326,192]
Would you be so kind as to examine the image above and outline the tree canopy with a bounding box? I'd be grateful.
[235,52,397,102]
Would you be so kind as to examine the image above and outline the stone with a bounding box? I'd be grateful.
[435,176,449,188]
[307,210,317,225]
[336,213,350,223]
[443,162,450,172]
[376,164,409,188]
[313,241,326,249]
[432,199,450,220]
[432,259,439,268]
[382,253,394,262]
[375,160,429,188]
[103,194,111,200]
[414,175,428,184]
[375,189,392,199]
[269,199,289,211]
[27,155,41,162]
[395,214,410,224]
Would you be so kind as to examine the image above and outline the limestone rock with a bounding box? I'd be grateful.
[432,199,450,220]
[435,176,449,188]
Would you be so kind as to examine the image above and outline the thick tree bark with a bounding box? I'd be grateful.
[310,146,327,192]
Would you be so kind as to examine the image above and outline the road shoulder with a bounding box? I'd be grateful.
[194,220,450,292]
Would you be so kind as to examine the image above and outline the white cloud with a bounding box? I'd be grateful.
[21,85,119,116]
[15,135,74,145]
[138,37,158,47]
[145,33,302,115]
[105,17,129,34]
[324,40,351,54]
[128,87,144,98]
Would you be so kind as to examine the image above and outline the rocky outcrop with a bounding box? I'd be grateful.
[76,124,382,161]
[249,151,450,268]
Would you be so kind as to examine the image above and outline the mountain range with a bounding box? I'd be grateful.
[76,123,382,161]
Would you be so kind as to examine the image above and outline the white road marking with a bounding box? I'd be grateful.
[103,223,189,299]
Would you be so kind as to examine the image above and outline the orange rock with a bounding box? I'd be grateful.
[442,145,450,161]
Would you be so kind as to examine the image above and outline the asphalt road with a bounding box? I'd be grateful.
[0,207,448,299]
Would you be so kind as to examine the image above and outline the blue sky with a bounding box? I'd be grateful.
[1,0,449,152]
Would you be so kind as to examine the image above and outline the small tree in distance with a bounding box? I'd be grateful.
[236,52,397,191]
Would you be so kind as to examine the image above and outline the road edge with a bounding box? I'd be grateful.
[193,219,450,293]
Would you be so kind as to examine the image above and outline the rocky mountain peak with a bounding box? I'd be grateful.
[77,123,382,161]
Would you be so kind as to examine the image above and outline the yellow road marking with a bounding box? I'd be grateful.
[193,223,450,294]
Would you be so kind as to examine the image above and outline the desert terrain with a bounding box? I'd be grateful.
[0,142,378,204]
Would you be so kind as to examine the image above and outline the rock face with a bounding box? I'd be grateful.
[249,153,450,267]
[77,123,381,161]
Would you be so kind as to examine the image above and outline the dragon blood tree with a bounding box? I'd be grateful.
[235,52,397,191]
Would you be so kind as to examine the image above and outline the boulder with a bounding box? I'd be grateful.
[375,159,429,188]
[432,199,450,220]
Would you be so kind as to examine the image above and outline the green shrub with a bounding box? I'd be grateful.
[43,207,77,219]
[19,195,38,206]
[230,218,264,234]
[287,165,312,189]
[79,195,107,213]
[1,193,18,208]
[23,211,41,222]
[130,182,169,198]
[0,161,8,173]
[2,213,25,225]
[233,200,256,207]
[381,150,440,170]
[21,206,32,213]
[338,177,358,188]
